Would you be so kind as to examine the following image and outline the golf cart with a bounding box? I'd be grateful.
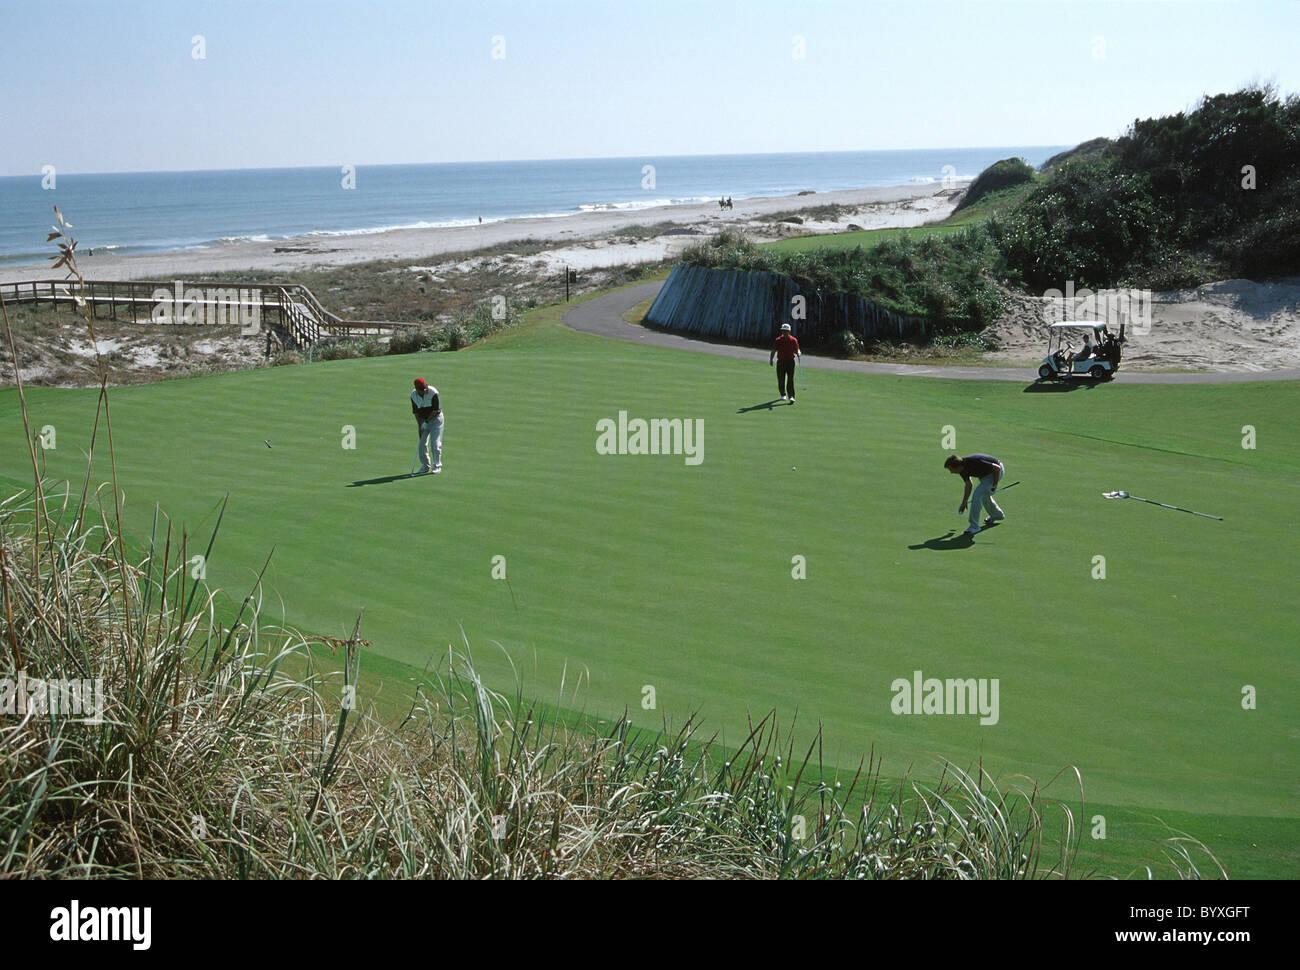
[1037,322,1125,381]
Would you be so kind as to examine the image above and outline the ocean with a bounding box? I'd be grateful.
[0,147,1066,266]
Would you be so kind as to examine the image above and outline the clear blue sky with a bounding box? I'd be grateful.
[1,0,1296,175]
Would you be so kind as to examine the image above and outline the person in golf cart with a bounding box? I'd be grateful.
[1040,322,1125,380]
[1096,327,1122,366]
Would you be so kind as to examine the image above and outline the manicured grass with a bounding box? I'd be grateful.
[3,309,1297,877]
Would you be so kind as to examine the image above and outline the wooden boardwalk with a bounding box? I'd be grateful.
[0,278,416,349]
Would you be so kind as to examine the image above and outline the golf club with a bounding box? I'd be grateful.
[996,480,1020,492]
[1102,490,1223,520]
[799,354,806,394]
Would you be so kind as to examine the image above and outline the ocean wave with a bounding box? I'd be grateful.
[304,220,476,236]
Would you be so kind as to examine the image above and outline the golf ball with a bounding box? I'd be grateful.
[792,466,797,470]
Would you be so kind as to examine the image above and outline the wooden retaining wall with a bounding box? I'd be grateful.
[645,264,929,345]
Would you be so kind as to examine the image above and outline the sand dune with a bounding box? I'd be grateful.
[986,279,1300,372]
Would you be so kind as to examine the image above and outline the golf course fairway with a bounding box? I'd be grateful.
[3,299,1297,878]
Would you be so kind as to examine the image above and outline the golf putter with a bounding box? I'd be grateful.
[1102,490,1222,520]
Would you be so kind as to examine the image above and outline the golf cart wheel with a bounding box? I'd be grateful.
[1038,364,1054,380]
[1089,365,1109,381]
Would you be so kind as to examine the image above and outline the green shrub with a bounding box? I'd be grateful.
[832,329,864,357]
[388,327,435,355]
[994,156,1170,290]
[996,86,1300,288]
[931,331,995,351]
[317,340,363,361]
[954,157,1036,212]
[443,323,470,351]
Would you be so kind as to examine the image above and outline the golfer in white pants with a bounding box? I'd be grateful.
[944,453,1005,534]
[411,378,443,475]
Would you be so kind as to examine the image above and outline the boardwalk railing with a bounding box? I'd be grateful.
[0,278,417,349]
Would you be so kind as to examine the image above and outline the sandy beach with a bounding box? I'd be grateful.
[0,182,962,283]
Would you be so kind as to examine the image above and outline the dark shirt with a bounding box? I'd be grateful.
[961,454,1001,479]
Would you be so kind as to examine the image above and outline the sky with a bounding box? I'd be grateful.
[1,0,1297,175]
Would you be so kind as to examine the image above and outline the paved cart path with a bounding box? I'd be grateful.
[564,280,1300,384]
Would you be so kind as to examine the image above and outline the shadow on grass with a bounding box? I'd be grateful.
[737,399,791,413]
[346,472,421,487]
[908,530,976,551]
[1023,379,1104,393]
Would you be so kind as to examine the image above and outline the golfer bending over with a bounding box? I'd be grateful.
[945,453,1005,534]
[411,377,443,475]
[770,323,801,403]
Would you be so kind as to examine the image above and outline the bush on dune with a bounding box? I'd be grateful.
[991,156,1172,290]
[953,157,1037,212]
[998,85,1300,289]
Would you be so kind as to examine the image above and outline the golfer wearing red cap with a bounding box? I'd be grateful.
[769,323,801,403]
[410,378,443,475]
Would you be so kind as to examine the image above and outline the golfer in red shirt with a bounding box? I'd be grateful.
[770,323,801,403]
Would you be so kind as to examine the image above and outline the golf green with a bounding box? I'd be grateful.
[3,306,1297,877]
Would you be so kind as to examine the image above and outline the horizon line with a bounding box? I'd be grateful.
[0,143,1080,180]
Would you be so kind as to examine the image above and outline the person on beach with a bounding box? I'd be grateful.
[944,454,1005,534]
[769,323,801,403]
[411,378,443,475]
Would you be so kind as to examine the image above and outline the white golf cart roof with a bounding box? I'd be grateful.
[1048,322,1109,331]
